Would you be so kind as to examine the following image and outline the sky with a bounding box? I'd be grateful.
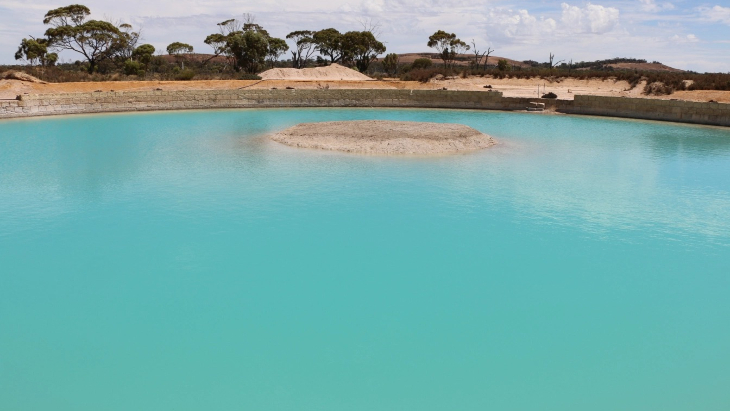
[1,0,728,72]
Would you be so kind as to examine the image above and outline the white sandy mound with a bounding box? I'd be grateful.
[0,71,47,84]
[259,63,373,81]
[270,120,496,155]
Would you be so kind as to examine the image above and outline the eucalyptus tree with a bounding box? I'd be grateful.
[312,28,343,64]
[381,53,399,76]
[205,18,286,73]
[266,37,289,67]
[427,30,469,68]
[132,44,155,67]
[42,4,122,73]
[15,37,58,67]
[167,42,194,69]
[113,23,140,61]
[167,42,194,56]
[340,31,386,72]
[286,30,316,69]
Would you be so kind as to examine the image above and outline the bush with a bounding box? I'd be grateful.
[239,73,262,80]
[497,59,510,72]
[400,68,448,82]
[382,53,399,76]
[542,92,558,99]
[174,69,196,81]
[123,60,143,76]
[412,58,433,70]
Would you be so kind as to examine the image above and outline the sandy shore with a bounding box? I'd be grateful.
[269,120,496,155]
[3,76,728,103]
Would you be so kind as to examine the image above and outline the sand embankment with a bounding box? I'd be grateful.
[269,120,496,155]
[259,63,373,81]
[2,71,729,103]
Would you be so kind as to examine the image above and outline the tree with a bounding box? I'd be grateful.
[548,52,564,71]
[340,31,385,72]
[205,17,287,73]
[167,42,194,56]
[15,37,58,67]
[313,28,343,64]
[113,23,140,61]
[42,4,122,73]
[497,59,510,72]
[167,42,194,69]
[382,53,399,76]
[286,30,316,69]
[132,44,155,68]
[266,37,289,67]
[427,30,469,68]
[412,58,432,70]
[470,39,494,70]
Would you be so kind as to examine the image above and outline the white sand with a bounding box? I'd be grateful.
[259,63,373,81]
[269,120,496,155]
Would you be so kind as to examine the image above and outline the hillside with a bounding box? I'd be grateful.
[394,53,529,68]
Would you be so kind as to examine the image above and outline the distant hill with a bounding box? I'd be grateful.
[160,53,684,73]
[605,62,683,72]
[569,58,684,72]
[394,53,530,68]
[394,54,684,72]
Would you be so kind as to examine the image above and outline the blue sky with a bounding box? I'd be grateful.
[1,0,728,72]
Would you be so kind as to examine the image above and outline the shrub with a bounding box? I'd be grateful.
[123,60,143,76]
[239,73,262,80]
[497,59,510,72]
[382,53,399,76]
[401,67,461,82]
[174,69,196,81]
[412,58,433,70]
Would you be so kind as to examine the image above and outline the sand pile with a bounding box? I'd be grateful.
[0,71,48,99]
[259,63,373,81]
[0,71,47,84]
[270,120,495,155]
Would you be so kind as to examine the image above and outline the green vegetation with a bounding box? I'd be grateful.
[6,5,730,96]
[381,53,399,76]
[205,18,287,73]
[42,5,122,73]
[497,59,510,72]
[427,30,469,68]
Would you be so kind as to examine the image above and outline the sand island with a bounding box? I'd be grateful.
[269,120,496,155]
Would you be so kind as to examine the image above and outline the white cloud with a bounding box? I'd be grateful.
[486,9,557,43]
[699,5,730,25]
[639,0,675,13]
[560,3,620,34]
[671,34,699,43]
[485,2,619,44]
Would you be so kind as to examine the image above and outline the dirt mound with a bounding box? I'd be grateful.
[259,64,373,81]
[607,62,683,73]
[0,71,47,84]
[269,120,495,155]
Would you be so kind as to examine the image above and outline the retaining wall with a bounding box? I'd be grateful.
[1,88,728,127]
[567,95,730,127]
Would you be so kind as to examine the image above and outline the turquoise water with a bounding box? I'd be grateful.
[1,108,729,410]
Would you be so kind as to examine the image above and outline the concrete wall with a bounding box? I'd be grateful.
[567,95,730,127]
[1,88,728,127]
[0,89,505,118]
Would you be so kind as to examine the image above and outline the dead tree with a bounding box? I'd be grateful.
[549,52,564,71]
[471,40,486,68]
[482,46,494,70]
